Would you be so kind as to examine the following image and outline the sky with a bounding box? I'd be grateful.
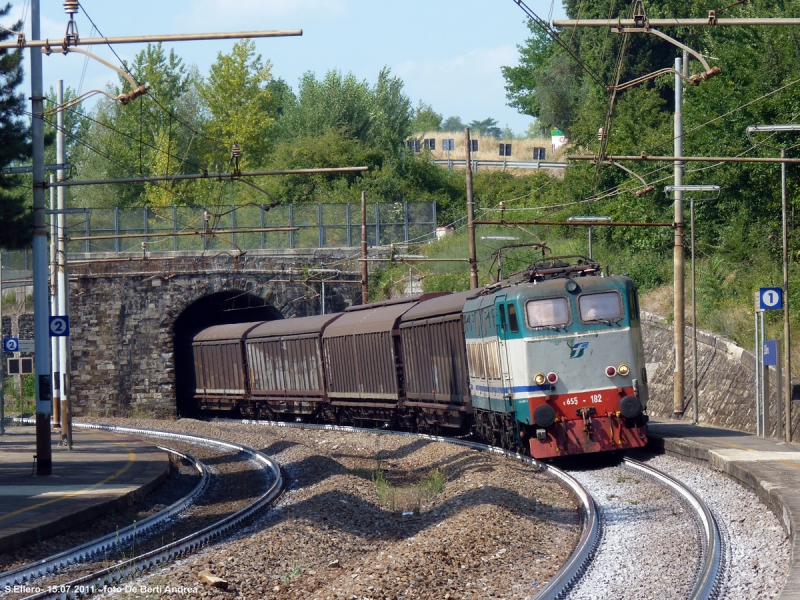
[7,0,566,136]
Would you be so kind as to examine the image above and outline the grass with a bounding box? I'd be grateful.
[371,466,447,514]
[281,560,302,584]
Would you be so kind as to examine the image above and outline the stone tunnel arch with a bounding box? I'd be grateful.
[173,291,283,416]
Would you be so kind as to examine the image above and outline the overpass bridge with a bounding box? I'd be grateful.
[0,202,437,417]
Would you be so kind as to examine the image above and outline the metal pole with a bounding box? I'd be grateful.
[777,344,784,440]
[552,17,800,27]
[755,307,761,436]
[691,198,698,425]
[49,174,59,428]
[782,148,793,441]
[62,240,71,451]
[466,128,478,289]
[361,191,368,304]
[568,154,800,164]
[49,166,370,188]
[31,0,52,475]
[588,226,593,260]
[761,309,766,436]
[673,56,685,418]
[57,79,69,449]
[0,29,303,50]
[0,251,4,436]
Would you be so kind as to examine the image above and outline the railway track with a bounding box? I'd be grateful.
[1,447,209,591]
[5,423,283,600]
[237,420,725,600]
[5,420,726,599]
[565,456,724,600]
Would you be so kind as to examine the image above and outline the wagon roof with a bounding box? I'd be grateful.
[247,313,343,339]
[399,290,474,322]
[323,301,420,337]
[193,321,264,343]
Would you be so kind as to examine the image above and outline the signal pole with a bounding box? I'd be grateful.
[673,57,685,418]
[20,3,303,473]
[466,129,479,289]
[31,0,52,475]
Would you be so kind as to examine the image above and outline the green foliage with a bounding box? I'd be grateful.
[441,115,465,132]
[468,117,501,139]
[21,374,34,398]
[72,43,203,208]
[198,39,279,170]
[0,2,32,250]
[409,101,442,134]
[278,68,411,151]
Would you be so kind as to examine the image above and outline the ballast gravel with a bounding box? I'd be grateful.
[566,463,699,600]
[566,453,790,600]
[89,418,580,600]
[645,453,789,600]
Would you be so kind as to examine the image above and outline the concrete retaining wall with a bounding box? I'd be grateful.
[642,311,800,438]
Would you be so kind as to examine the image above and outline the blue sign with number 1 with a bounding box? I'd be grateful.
[759,287,783,311]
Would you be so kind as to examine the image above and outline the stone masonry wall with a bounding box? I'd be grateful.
[642,311,800,438]
[66,252,361,418]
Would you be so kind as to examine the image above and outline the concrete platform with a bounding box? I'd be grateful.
[0,425,169,553]
[648,421,800,600]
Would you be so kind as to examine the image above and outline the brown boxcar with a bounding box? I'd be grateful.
[192,322,262,411]
[398,290,474,429]
[321,294,448,426]
[244,313,342,419]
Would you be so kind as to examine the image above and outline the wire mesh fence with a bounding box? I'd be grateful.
[2,202,437,268]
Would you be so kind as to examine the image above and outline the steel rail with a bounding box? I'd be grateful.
[1,448,209,589]
[623,458,723,600]
[20,423,284,600]
[228,419,599,600]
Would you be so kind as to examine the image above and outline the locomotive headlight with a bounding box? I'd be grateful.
[534,373,546,385]
[617,364,630,376]
[605,366,617,377]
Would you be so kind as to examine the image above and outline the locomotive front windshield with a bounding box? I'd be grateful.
[525,297,570,328]
[579,292,622,322]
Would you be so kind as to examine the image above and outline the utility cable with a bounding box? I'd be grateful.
[512,0,606,88]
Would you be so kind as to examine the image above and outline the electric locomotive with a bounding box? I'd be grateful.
[465,258,649,458]
[190,257,649,459]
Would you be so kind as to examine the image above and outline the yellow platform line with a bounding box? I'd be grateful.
[0,431,137,523]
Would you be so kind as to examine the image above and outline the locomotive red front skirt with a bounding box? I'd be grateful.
[527,388,648,459]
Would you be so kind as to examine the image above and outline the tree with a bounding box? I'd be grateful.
[71,44,203,207]
[198,39,279,171]
[0,3,32,249]
[410,101,443,134]
[468,118,502,138]
[441,115,465,132]
[278,67,411,151]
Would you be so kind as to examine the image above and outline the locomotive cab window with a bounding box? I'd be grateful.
[508,303,519,333]
[579,291,622,322]
[498,305,507,330]
[525,297,570,329]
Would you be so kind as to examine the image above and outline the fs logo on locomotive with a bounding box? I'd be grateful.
[569,341,589,359]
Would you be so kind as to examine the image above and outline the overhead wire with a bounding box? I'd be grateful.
[42,97,206,173]
[76,4,233,161]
